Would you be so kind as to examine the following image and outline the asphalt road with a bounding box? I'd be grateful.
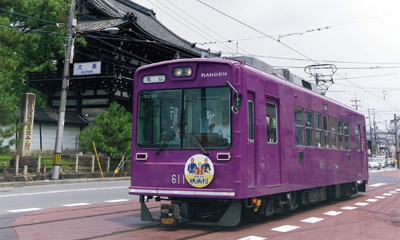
[1,167,399,239]
[0,179,136,239]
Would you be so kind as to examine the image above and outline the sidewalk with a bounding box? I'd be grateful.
[0,174,130,188]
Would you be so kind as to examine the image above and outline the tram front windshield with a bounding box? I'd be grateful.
[137,87,231,149]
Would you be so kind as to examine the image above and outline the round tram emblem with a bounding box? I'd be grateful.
[184,154,214,188]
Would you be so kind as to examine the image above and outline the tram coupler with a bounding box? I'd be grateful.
[160,204,182,225]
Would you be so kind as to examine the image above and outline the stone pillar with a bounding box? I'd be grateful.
[12,93,37,167]
[106,156,110,173]
[91,155,95,173]
[15,155,19,176]
[74,154,79,173]
[17,93,36,157]
[37,155,41,174]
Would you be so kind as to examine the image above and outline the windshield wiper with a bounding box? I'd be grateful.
[185,124,209,155]
[155,123,179,155]
[190,133,209,155]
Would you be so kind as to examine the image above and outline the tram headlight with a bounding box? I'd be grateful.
[172,67,192,77]
[184,67,192,76]
[173,68,183,77]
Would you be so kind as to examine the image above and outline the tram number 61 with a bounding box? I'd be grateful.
[171,174,185,184]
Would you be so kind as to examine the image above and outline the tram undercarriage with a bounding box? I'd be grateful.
[140,181,366,226]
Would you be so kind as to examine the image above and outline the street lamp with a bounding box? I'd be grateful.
[52,3,120,179]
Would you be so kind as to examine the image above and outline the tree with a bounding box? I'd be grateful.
[0,90,25,154]
[78,102,132,158]
[0,0,68,104]
[0,0,69,152]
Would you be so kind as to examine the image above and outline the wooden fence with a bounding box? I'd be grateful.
[1,154,127,176]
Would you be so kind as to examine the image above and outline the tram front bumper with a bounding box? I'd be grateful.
[160,204,182,225]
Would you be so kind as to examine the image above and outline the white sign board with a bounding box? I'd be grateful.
[73,61,101,76]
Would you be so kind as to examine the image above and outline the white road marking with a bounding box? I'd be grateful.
[341,206,357,210]
[395,189,400,192]
[366,199,378,202]
[77,187,127,191]
[238,236,266,240]
[323,211,342,216]
[0,186,127,198]
[7,208,42,213]
[104,199,129,203]
[383,193,392,196]
[271,225,300,232]
[301,217,324,223]
[355,202,369,206]
[62,203,91,207]
[375,196,385,199]
[369,183,387,187]
[389,191,398,194]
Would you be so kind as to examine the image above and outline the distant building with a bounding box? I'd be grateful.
[2,106,88,154]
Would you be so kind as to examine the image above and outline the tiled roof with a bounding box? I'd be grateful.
[77,0,220,57]
[18,106,89,126]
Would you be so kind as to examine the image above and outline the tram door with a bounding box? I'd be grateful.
[247,93,256,187]
[265,98,281,186]
[358,124,367,175]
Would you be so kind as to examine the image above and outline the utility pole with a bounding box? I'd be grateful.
[395,114,399,169]
[351,94,362,110]
[52,0,76,180]
[368,108,374,156]
[373,112,378,156]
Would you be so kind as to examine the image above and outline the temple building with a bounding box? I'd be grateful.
[27,0,220,122]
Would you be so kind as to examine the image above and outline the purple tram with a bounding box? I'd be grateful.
[129,57,368,226]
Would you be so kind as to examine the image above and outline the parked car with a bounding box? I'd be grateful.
[386,158,395,166]
[376,156,387,168]
[368,158,381,169]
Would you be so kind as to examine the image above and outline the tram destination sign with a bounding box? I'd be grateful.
[73,61,101,76]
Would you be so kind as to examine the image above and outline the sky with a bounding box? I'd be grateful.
[131,0,400,130]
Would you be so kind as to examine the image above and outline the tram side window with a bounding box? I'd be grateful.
[305,110,314,147]
[338,120,344,150]
[295,107,304,146]
[331,117,338,149]
[266,103,277,143]
[356,124,360,151]
[315,113,323,148]
[248,101,254,140]
[324,115,330,148]
[344,121,350,150]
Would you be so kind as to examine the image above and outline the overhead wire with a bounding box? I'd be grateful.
[0,7,59,27]
[277,11,400,40]
[146,0,235,54]
[195,1,399,112]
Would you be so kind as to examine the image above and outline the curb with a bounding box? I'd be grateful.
[0,177,131,188]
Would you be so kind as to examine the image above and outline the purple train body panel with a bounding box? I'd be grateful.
[129,58,368,226]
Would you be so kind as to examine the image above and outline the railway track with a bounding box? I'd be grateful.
[10,180,399,239]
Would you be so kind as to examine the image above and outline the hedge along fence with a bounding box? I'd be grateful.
[1,154,129,176]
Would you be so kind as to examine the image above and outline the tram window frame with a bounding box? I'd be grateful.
[323,115,330,149]
[331,117,338,149]
[338,120,344,150]
[344,121,350,150]
[315,113,323,148]
[356,124,361,151]
[295,107,304,146]
[266,102,277,144]
[305,110,314,147]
